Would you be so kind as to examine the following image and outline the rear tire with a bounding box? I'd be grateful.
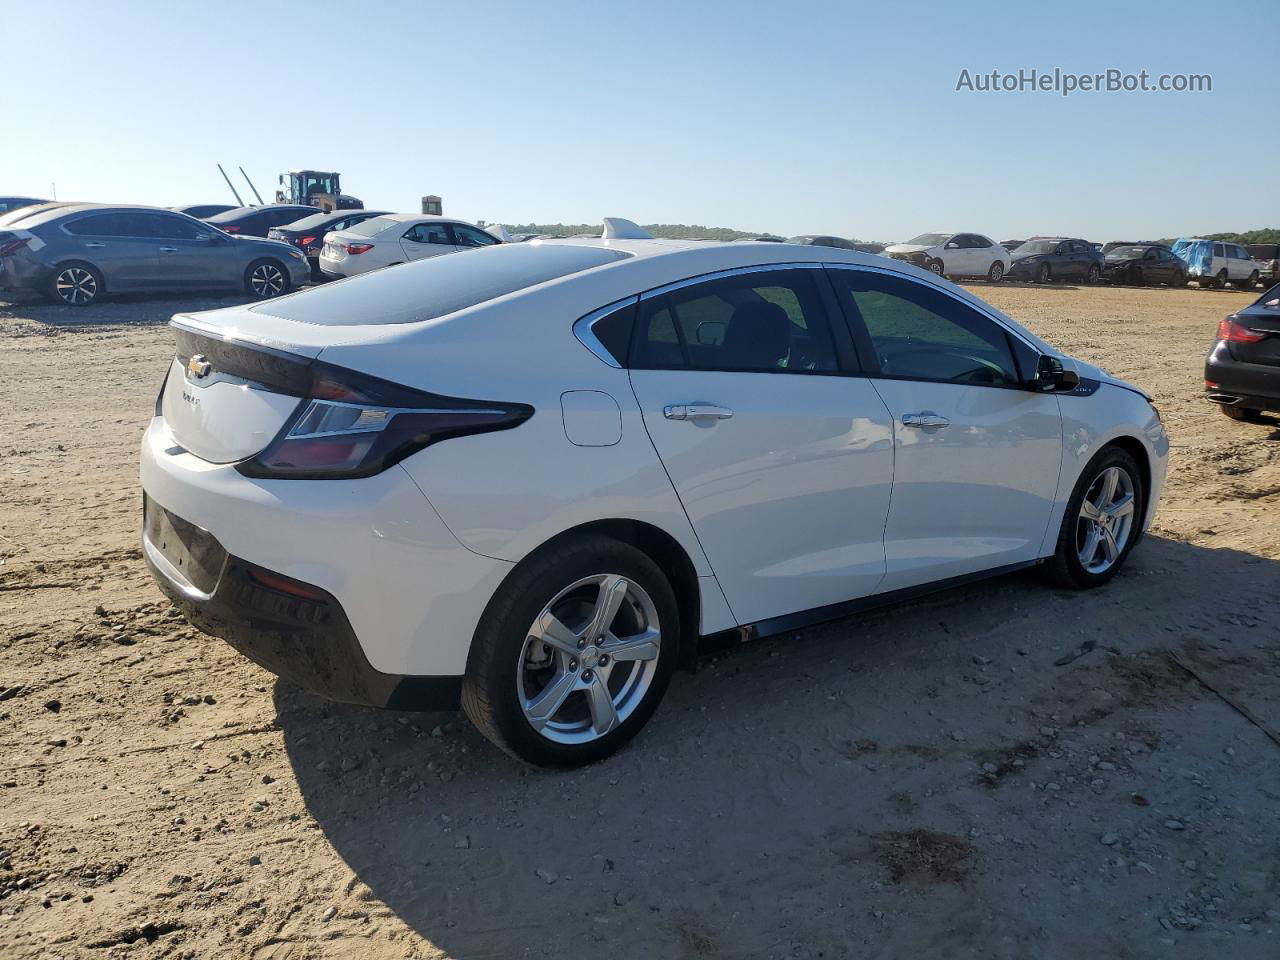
[1220,404,1266,422]
[1216,269,1229,289]
[1085,263,1100,284]
[1036,263,1051,284]
[47,261,103,306]
[987,261,1004,282]
[1169,270,1186,287]
[462,534,680,767]
[245,259,290,300]
[1043,446,1144,589]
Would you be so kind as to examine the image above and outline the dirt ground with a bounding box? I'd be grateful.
[2,281,1279,959]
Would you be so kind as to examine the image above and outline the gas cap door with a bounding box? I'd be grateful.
[560,390,622,447]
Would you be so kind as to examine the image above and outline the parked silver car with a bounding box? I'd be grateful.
[0,204,309,306]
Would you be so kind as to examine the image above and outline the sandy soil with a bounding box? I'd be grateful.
[2,282,1279,959]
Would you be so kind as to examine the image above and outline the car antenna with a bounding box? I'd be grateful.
[217,164,244,207]
[240,167,265,206]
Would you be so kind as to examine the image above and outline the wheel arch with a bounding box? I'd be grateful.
[1101,434,1152,520]
[502,518,703,663]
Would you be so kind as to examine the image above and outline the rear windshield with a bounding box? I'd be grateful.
[252,243,631,325]
[283,211,346,231]
[344,216,399,238]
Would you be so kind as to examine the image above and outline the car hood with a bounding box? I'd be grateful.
[884,243,932,254]
[1067,356,1151,400]
[1010,250,1051,261]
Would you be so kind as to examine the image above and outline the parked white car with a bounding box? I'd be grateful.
[1189,240,1261,290]
[883,232,1011,282]
[141,219,1168,766]
[318,214,502,278]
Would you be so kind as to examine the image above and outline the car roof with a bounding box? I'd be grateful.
[0,202,199,228]
[207,204,317,220]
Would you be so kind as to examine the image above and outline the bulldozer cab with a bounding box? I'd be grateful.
[276,170,346,211]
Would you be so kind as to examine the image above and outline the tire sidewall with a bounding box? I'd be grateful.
[1053,447,1145,588]
[465,536,680,766]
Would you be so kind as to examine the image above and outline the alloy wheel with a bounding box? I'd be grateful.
[249,263,286,297]
[517,573,662,745]
[55,267,98,305]
[1076,466,1136,574]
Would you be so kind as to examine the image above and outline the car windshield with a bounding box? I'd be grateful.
[906,233,950,246]
[1016,240,1060,255]
[253,243,632,326]
[344,216,398,238]
[1106,246,1150,258]
[283,211,344,231]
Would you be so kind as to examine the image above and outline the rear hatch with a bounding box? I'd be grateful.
[160,321,318,463]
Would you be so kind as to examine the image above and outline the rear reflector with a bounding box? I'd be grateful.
[247,567,328,600]
[1218,317,1267,343]
[221,225,241,234]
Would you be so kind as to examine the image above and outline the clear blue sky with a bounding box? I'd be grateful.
[4,0,1275,241]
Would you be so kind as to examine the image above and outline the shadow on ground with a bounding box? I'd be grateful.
[0,293,257,327]
[277,535,1280,958]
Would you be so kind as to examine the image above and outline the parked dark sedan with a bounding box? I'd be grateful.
[1101,244,1188,287]
[1205,284,1280,422]
[172,203,237,219]
[786,234,857,250]
[0,196,46,217]
[202,204,318,238]
[1006,237,1104,283]
[267,208,389,278]
[0,204,309,306]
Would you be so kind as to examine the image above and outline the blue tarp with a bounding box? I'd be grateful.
[1171,238,1213,277]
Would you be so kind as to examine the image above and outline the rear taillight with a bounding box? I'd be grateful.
[1217,317,1267,343]
[0,236,30,257]
[236,362,533,480]
[345,242,373,255]
[221,225,241,234]
[298,235,316,247]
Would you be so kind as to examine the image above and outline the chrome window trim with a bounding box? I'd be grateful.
[821,260,1043,355]
[637,261,826,301]
[572,295,638,368]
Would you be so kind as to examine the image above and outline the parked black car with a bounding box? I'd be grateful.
[1101,244,1187,287]
[0,196,46,217]
[267,208,389,278]
[786,234,857,250]
[1205,284,1280,422]
[1006,237,1104,283]
[202,204,318,238]
[1246,244,1280,288]
[0,203,309,306]
[172,203,237,219]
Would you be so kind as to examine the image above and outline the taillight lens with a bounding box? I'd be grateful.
[345,242,373,255]
[0,236,30,257]
[1217,317,1266,343]
[298,235,316,247]
[221,225,241,234]
[236,362,533,480]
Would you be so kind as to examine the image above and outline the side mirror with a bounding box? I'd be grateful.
[945,241,959,249]
[1032,354,1081,392]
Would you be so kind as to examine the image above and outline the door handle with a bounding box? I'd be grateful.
[159,246,177,253]
[84,242,105,249]
[664,403,734,421]
[901,411,951,430]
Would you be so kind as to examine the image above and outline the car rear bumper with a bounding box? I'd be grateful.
[139,417,514,695]
[1205,349,1280,411]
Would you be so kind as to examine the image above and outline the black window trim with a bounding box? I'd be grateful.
[822,262,1041,391]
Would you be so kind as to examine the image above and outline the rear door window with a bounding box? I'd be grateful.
[631,269,840,374]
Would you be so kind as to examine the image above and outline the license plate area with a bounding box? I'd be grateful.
[143,496,228,595]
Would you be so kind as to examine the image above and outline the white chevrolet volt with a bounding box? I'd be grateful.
[141,219,1169,766]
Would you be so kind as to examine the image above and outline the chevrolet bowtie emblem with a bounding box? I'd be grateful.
[187,354,212,379]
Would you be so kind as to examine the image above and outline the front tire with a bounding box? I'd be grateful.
[1241,271,1259,290]
[462,535,680,767]
[1044,446,1144,589]
[48,261,103,306]
[245,259,291,300]
[927,258,945,277]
